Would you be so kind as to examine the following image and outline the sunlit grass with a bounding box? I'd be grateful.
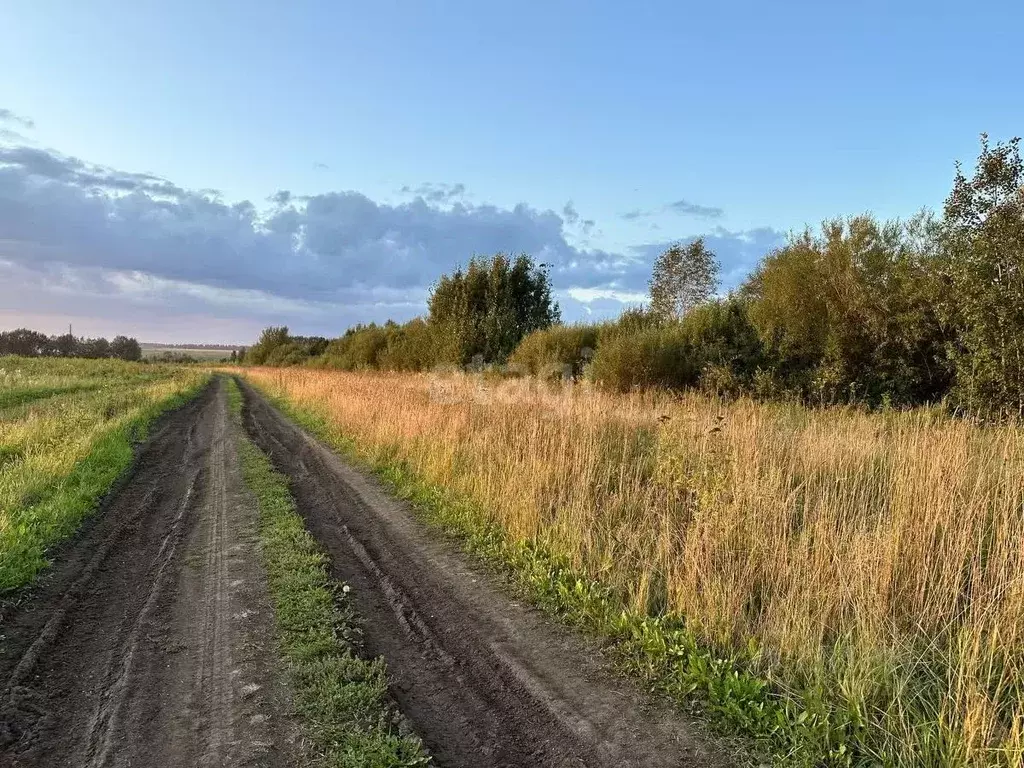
[244,366,1024,766]
[0,356,208,591]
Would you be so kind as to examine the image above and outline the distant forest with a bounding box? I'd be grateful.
[244,136,1024,419]
[0,328,143,362]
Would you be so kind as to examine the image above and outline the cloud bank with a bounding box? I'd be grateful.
[0,125,784,342]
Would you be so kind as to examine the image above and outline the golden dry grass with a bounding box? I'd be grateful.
[246,366,1024,765]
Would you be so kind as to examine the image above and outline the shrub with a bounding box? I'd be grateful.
[321,325,389,370]
[509,324,599,379]
[378,319,438,372]
[589,323,698,392]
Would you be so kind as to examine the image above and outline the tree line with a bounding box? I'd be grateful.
[244,136,1024,418]
[0,328,143,361]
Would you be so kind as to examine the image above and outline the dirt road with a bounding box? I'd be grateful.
[0,376,731,767]
[0,379,297,767]
[239,379,731,768]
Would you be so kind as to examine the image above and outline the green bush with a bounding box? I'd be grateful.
[321,324,389,370]
[509,324,599,378]
[589,323,698,392]
[377,318,438,371]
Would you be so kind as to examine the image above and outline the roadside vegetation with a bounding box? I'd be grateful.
[0,356,208,592]
[226,380,430,767]
[231,135,1024,765]
[243,367,1024,766]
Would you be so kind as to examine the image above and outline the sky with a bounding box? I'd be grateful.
[1,0,1021,344]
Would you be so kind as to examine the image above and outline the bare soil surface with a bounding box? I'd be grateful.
[239,379,735,768]
[0,378,298,767]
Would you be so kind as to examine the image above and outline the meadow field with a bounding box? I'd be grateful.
[244,366,1024,767]
[0,356,208,591]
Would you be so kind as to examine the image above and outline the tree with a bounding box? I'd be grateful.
[246,326,291,365]
[428,253,559,365]
[744,216,952,405]
[940,134,1024,416]
[80,337,111,359]
[0,328,50,357]
[49,333,78,357]
[648,238,720,322]
[110,335,142,361]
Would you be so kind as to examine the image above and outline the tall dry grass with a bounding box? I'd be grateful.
[246,366,1024,765]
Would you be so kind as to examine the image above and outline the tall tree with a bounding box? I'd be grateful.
[0,328,50,357]
[648,238,720,321]
[744,216,952,405]
[110,335,142,361]
[246,326,291,365]
[428,253,559,365]
[940,135,1024,416]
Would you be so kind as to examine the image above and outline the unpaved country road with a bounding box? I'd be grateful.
[0,378,297,767]
[239,379,733,768]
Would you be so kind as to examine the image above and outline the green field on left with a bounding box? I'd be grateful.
[0,356,208,592]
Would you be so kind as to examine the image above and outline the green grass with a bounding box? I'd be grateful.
[227,380,430,768]
[243,379,872,767]
[0,356,209,592]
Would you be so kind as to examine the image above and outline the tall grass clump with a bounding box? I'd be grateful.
[244,366,1024,766]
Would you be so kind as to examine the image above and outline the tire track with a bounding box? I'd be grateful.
[0,378,297,767]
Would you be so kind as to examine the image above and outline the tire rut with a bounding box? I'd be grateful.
[238,378,735,768]
[0,378,298,767]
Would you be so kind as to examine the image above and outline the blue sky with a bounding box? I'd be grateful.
[1,0,1021,343]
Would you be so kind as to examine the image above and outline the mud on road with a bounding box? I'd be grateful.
[0,379,297,768]
[239,379,732,768]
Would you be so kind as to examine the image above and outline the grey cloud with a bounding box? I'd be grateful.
[0,146,586,303]
[0,146,186,198]
[0,128,28,143]
[667,199,724,218]
[0,109,34,130]
[562,201,580,225]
